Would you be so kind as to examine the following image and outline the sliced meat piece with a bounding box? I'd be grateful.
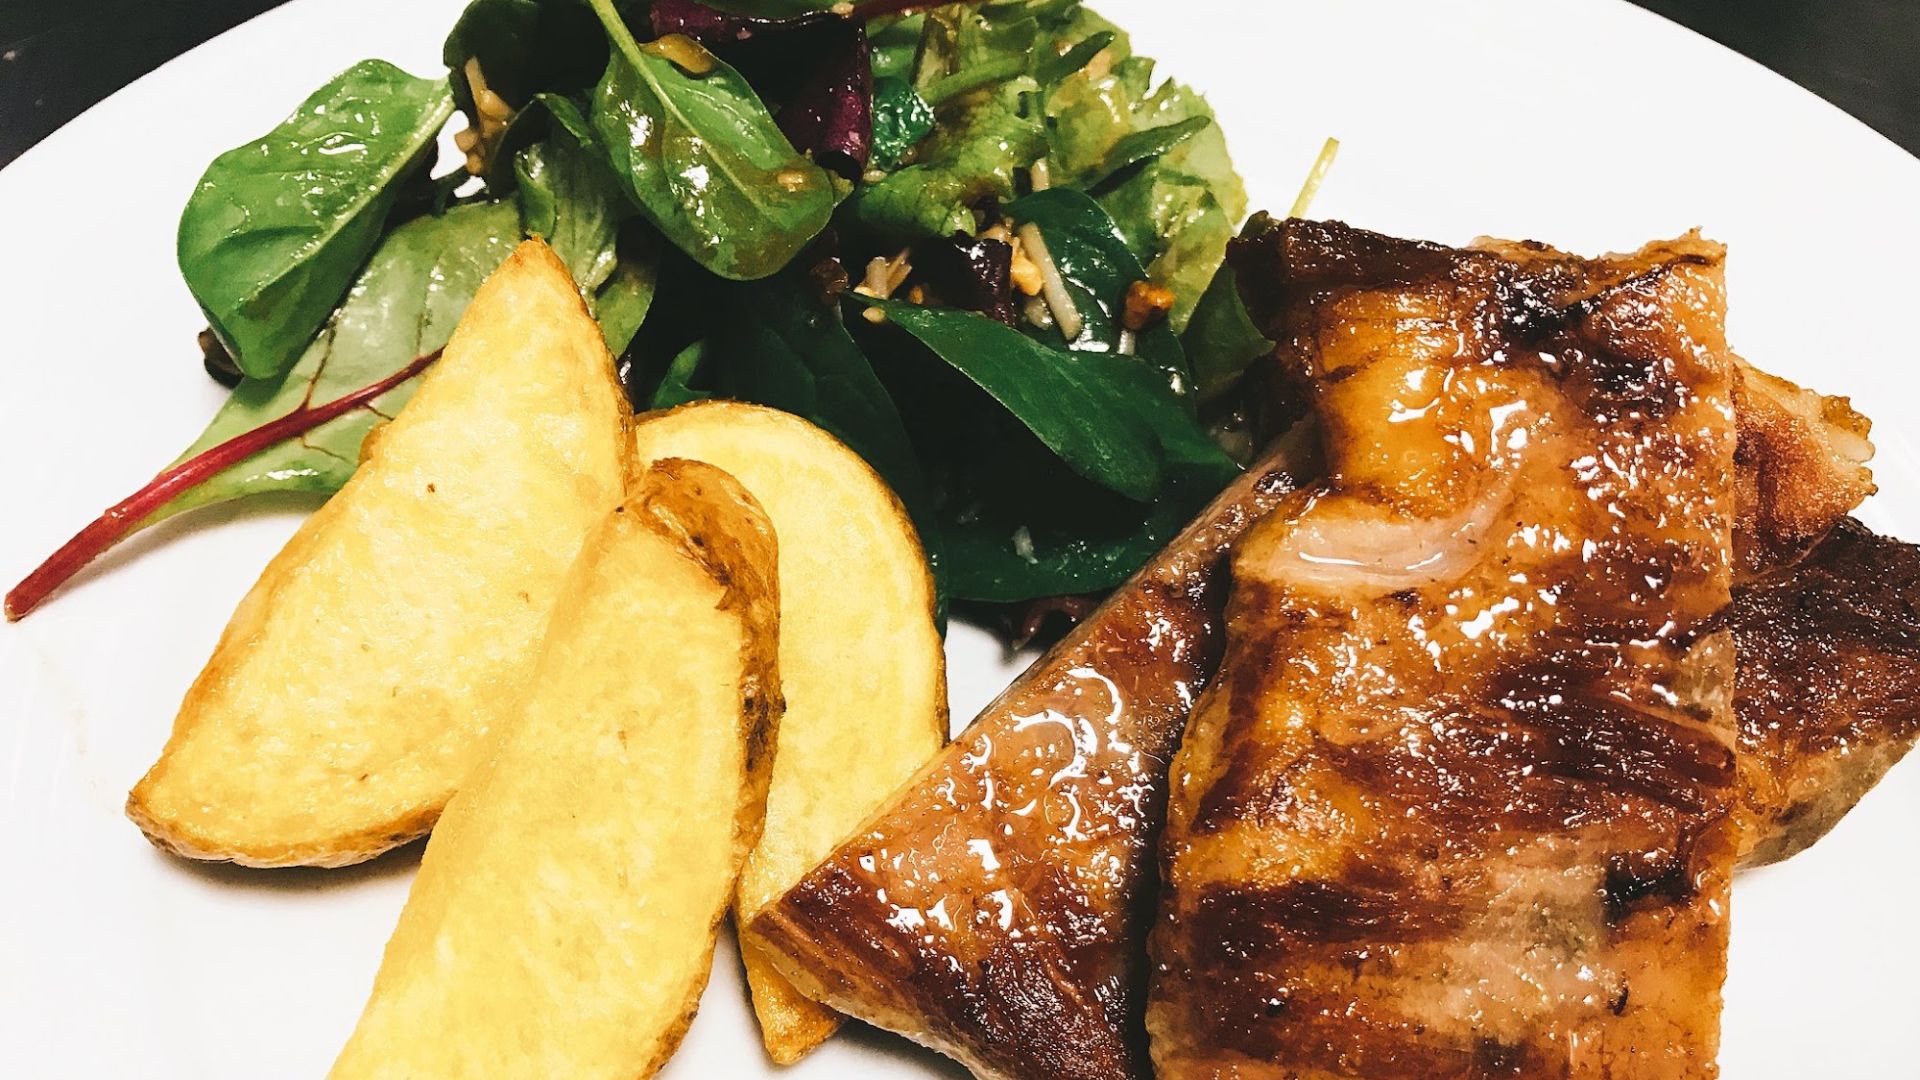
[1447,237,1873,581]
[1733,517,1920,866]
[741,432,1315,1080]
[748,213,1899,1079]
[1150,218,1741,1078]
[1731,362,1875,578]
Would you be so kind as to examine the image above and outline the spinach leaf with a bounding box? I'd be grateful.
[444,0,608,113]
[888,345,1232,603]
[1098,345,1240,484]
[649,341,716,408]
[707,279,936,548]
[514,124,658,353]
[910,317,1237,601]
[1006,188,1191,399]
[482,90,601,190]
[537,91,599,143]
[591,230,660,355]
[1182,263,1271,404]
[860,299,1162,501]
[870,77,936,171]
[156,200,526,524]
[940,462,1216,601]
[584,0,837,279]
[177,60,455,379]
[516,133,626,293]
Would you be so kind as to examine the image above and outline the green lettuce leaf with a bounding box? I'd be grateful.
[848,82,1045,239]
[1039,36,1247,333]
[871,77,937,172]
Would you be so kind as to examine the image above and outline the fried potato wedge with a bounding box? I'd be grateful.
[329,459,783,1080]
[632,402,947,1064]
[127,240,631,867]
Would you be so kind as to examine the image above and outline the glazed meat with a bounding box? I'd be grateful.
[1149,219,1742,1078]
[748,212,1903,1079]
[742,432,1314,1080]
[1730,361,1874,579]
[1732,518,1920,866]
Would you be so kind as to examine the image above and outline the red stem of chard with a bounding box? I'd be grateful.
[4,350,441,622]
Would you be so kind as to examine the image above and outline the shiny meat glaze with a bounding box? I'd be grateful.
[1731,362,1874,579]
[1150,219,1741,1079]
[743,435,1314,1080]
[1732,518,1920,866]
[1466,238,1875,584]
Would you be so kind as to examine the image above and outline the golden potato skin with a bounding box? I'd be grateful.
[632,401,947,1064]
[128,240,632,867]
[329,459,783,1080]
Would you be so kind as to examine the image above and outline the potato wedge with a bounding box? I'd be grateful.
[127,240,631,867]
[329,459,783,1080]
[632,402,946,1063]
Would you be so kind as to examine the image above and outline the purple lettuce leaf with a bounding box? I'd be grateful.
[650,0,872,179]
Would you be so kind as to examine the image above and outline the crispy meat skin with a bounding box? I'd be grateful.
[743,436,1313,1080]
[1150,219,1740,1078]
[1732,518,1920,865]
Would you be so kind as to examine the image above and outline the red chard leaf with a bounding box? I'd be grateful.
[649,0,873,178]
[915,235,1017,325]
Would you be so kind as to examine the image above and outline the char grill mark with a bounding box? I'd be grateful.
[1150,218,1739,1079]
[1732,517,1920,865]
[743,443,1312,1080]
[746,211,1900,1079]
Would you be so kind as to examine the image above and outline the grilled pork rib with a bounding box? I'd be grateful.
[748,217,1908,1080]
[1150,219,1742,1078]
[1733,518,1920,865]
[1732,362,1875,579]
[744,433,1315,1080]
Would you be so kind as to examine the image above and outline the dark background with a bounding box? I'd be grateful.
[1,0,1915,169]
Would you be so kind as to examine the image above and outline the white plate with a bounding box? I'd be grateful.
[2,0,1916,1076]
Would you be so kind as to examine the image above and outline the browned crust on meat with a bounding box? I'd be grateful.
[743,433,1315,1080]
[751,213,1898,1080]
[1733,517,1920,866]
[1732,365,1876,578]
[1150,218,1740,1079]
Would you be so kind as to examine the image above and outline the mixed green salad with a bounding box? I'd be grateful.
[9,0,1320,623]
